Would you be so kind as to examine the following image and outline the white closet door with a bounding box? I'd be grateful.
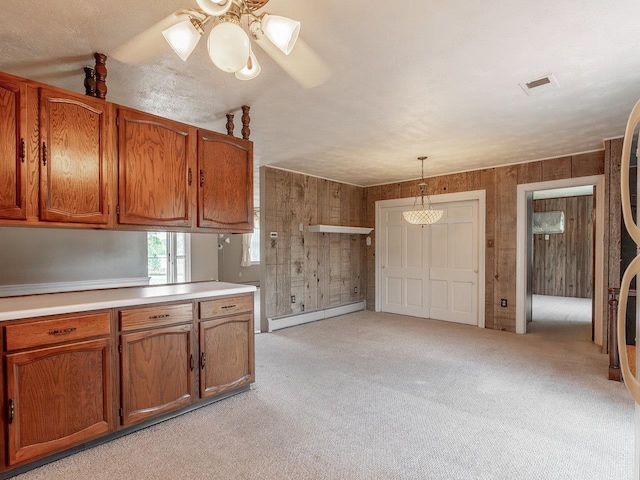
[429,201,479,325]
[379,208,430,317]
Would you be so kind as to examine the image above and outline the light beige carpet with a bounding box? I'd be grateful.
[14,309,635,480]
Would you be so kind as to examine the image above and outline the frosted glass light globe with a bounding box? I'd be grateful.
[208,22,251,73]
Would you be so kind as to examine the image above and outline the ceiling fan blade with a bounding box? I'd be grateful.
[254,36,331,89]
[110,12,188,64]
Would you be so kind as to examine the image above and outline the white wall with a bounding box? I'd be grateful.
[218,234,260,286]
[0,227,147,286]
[191,233,219,281]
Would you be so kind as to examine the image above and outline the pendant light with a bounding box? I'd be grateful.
[402,157,443,225]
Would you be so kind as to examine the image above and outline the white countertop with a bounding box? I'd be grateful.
[0,281,256,322]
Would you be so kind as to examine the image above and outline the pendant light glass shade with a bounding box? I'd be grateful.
[235,49,261,80]
[162,18,204,61]
[402,158,443,225]
[402,198,444,225]
[261,14,300,55]
[208,21,251,72]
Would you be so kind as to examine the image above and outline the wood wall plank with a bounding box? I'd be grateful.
[572,151,605,177]
[542,157,572,181]
[517,161,542,185]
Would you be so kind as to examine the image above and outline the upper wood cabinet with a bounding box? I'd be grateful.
[117,107,194,228]
[39,88,110,224]
[197,130,253,231]
[0,70,255,232]
[0,75,27,220]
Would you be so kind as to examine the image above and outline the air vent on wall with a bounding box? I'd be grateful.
[519,73,559,96]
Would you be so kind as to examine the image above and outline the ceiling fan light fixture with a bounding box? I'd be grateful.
[235,49,261,80]
[195,0,232,17]
[261,14,300,55]
[208,20,251,73]
[162,17,205,61]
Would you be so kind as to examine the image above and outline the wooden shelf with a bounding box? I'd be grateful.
[307,225,373,234]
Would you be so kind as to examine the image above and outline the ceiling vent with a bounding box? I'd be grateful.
[519,74,559,96]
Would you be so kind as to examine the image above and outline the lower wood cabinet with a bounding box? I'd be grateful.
[120,322,195,426]
[1,293,254,476]
[199,313,254,398]
[199,295,254,399]
[5,314,112,466]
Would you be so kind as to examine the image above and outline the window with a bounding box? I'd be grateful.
[147,232,191,285]
[249,221,260,264]
[241,211,260,267]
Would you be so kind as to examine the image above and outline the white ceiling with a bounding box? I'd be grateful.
[1,0,639,186]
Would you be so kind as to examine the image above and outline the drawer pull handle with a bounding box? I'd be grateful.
[48,327,77,335]
[190,354,195,371]
[148,314,170,320]
[20,138,25,163]
[8,399,14,424]
[221,305,237,310]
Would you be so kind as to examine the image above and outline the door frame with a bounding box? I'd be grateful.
[375,189,486,328]
[515,175,605,344]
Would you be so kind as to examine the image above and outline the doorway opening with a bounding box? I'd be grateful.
[516,175,605,346]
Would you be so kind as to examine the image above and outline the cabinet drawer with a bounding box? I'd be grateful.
[120,303,193,331]
[5,312,111,351]
[199,294,253,319]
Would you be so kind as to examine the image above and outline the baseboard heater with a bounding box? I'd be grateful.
[268,301,366,332]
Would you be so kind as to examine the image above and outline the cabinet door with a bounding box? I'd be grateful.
[118,108,193,227]
[0,75,27,220]
[120,324,194,426]
[39,89,109,224]
[5,338,112,466]
[197,130,252,231]
[199,313,254,399]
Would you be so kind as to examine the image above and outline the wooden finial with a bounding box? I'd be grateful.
[226,113,235,136]
[241,105,251,140]
[83,67,96,97]
[94,52,108,99]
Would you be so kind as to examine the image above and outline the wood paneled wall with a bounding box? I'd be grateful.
[261,144,622,339]
[261,168,366,321]
[532,196,594,299]
[364,150,606,333]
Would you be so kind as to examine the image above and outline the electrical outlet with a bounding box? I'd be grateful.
[500,299,507,307]
[354,287,358,294]
[291,295,296,304]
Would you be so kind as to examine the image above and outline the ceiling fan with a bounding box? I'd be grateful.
[110,0,331,89]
